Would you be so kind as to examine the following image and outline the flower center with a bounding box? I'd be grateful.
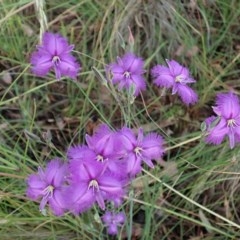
[134,146,143,156]
[123,71,131,78]
[175,74,185,83]
[42,185,54,199]
[88,179,99,192]
[227,119,237,128]
[52,56,61,65]
[96,155,104,162]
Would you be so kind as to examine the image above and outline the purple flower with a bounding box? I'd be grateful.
[108,52,146,96]
[86,124,122,161]
[119,127,165,176]
[151,60,198,105]
[102,211,125,235]
[31,32,80,80]
[68,162,125,214]
[85,124,127,178]
[67,144,96,168]
[26,159,68,216]
[205,92,240,149]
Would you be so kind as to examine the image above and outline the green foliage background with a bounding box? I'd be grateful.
[1,0,240,239]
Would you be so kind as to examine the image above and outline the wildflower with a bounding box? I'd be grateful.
[31,32,80,80]
[68,162,125,214]
[85,124,127,177]
[151,60,198,105]
[26,159,68,216]
[108,52,146,96]
[205,92,240,149]
[102,211,125,235]
[67,145,96,167]
[119,127,165,176]
[85,124,122,161]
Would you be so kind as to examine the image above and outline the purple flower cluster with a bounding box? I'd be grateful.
[27,124,165,234]
[107,54,198,105]
[31,32,80,80]
[31,32,199,106]
[205,92,240,149]
[151,60,198,105]
[28,30,240,237]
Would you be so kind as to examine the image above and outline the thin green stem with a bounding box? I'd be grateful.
[165,135,202,151]
[124,196,234,238]
[142,168,240,230]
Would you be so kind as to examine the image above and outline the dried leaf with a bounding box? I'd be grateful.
[161,161,178,180]
[186,46,199,57]
[56,117,65,130]
[24,130,41,142]
[1,71,12,84]
[42,130,52,143]
[22,23,34,37]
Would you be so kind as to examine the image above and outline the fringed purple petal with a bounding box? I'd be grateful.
[130,74,146,96]
[125,153,141,176]
[44,159,67,187]
[98,175,124,198]
[151,65,174,88]
[108,224,118,235]
[67,144,95,164]
[48,189,67,216]
[42,32,69,56]
[26,174,47,199]
[141,133,164,159]
[166,59,185,76]
[206,118,228,145]
[66,183,95,214]
[115,212,125,223]
[175,84,198,105]
[229,130,236,149]
[57,55,80,79]
[216,92,240,119]
[102,211,112,223]
[31,51,53,77]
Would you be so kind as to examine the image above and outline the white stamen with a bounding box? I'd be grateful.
[227,119,237,128]
[42,185,54,198]
[123,71,131,78]
[175,74,185,83]
[96,155,104,162]
[134,146,143,156]
[88,180,99,192]
[52,56,61,65]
